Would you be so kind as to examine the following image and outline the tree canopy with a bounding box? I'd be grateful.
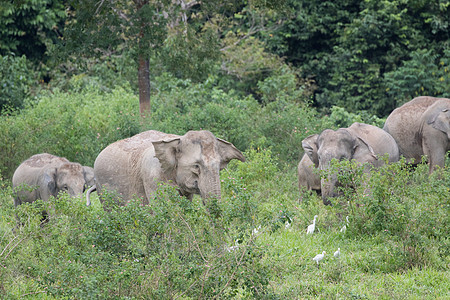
[1,0,449,116]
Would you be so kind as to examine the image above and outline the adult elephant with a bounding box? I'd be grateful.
[12,153,87,206]
[297,153,321,195]
[89,130,245,206]
[302,122,399,205]
[383,96,450,173]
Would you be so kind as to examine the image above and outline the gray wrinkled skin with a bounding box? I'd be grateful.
[92,130,245,206]
[384,96,450,173]
[297,153,321,195]
[302,122,399,205]
[12,153,86,206]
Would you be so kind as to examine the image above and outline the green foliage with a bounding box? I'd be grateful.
[162,26,221,82]
[0,54,36,111]
[266,0,449,116]
[1,180,270,298]
[0,0,66,62]
[48,52,138,94]
[385,47,450,106]
[325,158,450,272]
[322,106,385,129]
[0,86,141,177]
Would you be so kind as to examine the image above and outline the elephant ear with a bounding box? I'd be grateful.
[353,136,377,162]
[152,138,180,173]
[428,108,450,139]
[83,166,95,187]
[216,138,246,170]
[42,168,57,198]
[302,134,319,167]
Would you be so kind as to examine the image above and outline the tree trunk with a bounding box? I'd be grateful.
[138,54,151,117]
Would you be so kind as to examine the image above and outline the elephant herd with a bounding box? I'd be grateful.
[12,130,245,209]
[298,96,450,204]
[11,96,450,210]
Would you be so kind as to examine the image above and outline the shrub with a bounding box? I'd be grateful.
[322,106,385,129]
[0,54,36,111]
[0,86,141,178]
[0,179,271,298]
[327,158,450,271]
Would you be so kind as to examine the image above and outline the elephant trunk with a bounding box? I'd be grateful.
[320,175,338,205]
[319,156,338,205]
[199,171,221,200]
[86,185,96,206]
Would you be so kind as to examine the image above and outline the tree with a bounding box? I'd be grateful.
[60,0,292,115]
[263,0,449,116]
[0,0,66,63]
[63,0,172,116]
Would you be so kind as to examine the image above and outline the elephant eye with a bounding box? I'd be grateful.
[192,164,200,174]
[62,184,68,191]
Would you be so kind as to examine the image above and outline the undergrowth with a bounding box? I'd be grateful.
[1,149,449,298]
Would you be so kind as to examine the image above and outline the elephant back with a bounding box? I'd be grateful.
[12,153,69,187]
[383,96,448,162]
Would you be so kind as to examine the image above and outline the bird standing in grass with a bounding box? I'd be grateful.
[312,251,326,268]
[340,216,349,233]
[285,220,291,229]
[307,215,318,234]
[334,248,340,258]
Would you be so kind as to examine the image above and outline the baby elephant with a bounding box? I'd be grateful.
[12,153,87,206]
[297,153,321,195]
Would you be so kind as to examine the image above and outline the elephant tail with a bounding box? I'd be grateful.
[86,184,96,206]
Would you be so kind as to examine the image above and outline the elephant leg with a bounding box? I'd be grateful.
[423,140,446,173]
[428,148,446,174]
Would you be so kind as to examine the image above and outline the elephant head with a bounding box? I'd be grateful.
[423,104,450,173]
[302,129,376,204]
[428,108,450,140]
[152,131,245,200]
[42,162,86,200]
[13,153,87,206]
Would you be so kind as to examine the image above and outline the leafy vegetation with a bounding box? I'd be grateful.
[1,146,449,298]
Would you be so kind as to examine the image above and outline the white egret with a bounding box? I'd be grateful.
[252,225,261,236]
[334,248,340,258]
[340,216,349,233]
[307,215,318,234]
[312,251,326,267]
[226,239,241,252]
[285,220,291,230]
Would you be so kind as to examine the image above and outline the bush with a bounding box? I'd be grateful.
[0,179,271,298]
[322,106,385,129]
[0,86,141,178]
[326,158,450,271]
[0,54,36,111]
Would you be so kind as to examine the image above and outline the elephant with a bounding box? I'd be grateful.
[383,96,450,173]
[297,153,321,195]
[82,166,95,188]
[302,122,399,205]
[12,153,87,207]
[88,130,245,206]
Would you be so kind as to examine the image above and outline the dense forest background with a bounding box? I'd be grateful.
[1,0,449,113]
